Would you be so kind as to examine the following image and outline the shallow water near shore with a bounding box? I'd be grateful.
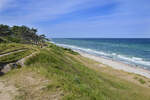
[52,38,150,70]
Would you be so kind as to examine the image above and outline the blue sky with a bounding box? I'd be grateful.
[0,0,150,38]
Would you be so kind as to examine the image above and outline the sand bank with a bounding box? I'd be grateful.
[78,51,150,79]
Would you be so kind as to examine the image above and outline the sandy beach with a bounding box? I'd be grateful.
[78,51,150,79]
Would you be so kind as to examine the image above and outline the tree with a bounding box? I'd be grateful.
[0,24,49,45]
[0,24,11,37]
[38,34,48,48]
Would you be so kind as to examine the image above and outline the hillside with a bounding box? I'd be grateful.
[0,43,150,100]
[0,24,150,100]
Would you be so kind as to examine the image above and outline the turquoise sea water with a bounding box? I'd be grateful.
[52,38,150,70]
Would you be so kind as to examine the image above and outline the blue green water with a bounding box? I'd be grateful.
[52,38,150,70]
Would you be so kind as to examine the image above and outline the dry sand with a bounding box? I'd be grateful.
[78,51,150,79]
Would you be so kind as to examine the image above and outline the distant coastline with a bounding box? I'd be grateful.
[52,40,150,79]
[52,38,150,69]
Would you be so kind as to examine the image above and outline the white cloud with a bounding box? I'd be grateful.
[0,0,150,38]
[0,0,115,24]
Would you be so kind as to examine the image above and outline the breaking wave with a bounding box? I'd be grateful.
[55,43,150,68]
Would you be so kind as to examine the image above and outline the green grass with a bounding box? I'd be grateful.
[0,43,39,64]
[24,45,150,100]
[0,50,32,63]
[48,43,79,55]
[62,48,79,55]
[0,43,28,55]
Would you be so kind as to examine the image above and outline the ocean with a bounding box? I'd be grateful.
[52,38,150,70]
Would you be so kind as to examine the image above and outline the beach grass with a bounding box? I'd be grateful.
[0,43,26,54]
[21,44,150,100]
[0,43,150,100]
[0,43,38,66]
[0,49,34,63]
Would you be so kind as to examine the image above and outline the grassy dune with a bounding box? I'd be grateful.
[0,43,37,64]
[25,44,150,100]
[1,43,150,100]
[0,50,33,63]
[0,43,27,54]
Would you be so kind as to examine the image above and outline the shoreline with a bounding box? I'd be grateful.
[77,50,150,79]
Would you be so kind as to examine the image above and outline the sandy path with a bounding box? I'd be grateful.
[79,51,150,79]
[0,80,18,100]
[0,51,38,100]
[1,51,38,73]
[17,52,38,66]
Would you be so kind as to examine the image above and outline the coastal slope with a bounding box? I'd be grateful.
[0,43,150,100]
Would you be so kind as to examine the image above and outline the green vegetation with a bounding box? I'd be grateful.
[134,76,146,84]
[48,43,79,55]
[0,24,49,46]
[0,49,34,63]
[62,48,79,55]
[23,45,150,100]
[0,43,28,54]
[138,78,146,84]
[0,24,150,100]
[0,24,48,70]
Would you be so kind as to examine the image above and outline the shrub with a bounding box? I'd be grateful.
[138,78,146,84]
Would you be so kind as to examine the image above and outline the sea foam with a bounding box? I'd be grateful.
[55,43,150,68]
